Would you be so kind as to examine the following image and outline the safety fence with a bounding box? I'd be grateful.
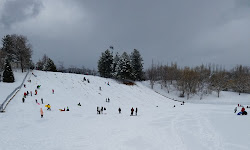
[0,70,30,112]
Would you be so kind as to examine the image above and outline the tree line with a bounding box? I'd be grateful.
[146,63,250,99]
[98,48,144,81]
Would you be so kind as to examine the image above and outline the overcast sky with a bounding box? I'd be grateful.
[0,0,250,69]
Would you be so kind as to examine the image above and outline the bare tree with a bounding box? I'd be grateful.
[232,65,250,95]
[146,61,157,89]
[210,71,228,98]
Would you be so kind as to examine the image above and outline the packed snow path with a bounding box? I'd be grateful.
[0,71,250,150]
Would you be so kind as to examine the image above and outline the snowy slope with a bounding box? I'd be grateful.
[0,70,250,150]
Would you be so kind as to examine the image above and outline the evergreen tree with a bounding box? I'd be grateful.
[98,49,113,78]
[112,52,120,78]
[44,58,57,72]
[131,49,144,81]
[117,52,132,80]
[1,35,15,61]
[3,59,15,83]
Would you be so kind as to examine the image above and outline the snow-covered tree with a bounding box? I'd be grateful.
[117,52,132,80]
[98,49,113,78]
[130,49,143,81]
[112,52,120,78]
[3,59,15,83]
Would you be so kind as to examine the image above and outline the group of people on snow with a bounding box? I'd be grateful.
[235,104,248,115]
[131,107,138,116]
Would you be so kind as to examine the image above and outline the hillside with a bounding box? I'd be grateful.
[0,70,250,150]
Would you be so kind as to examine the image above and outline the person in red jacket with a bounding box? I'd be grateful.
[24,92,27,98]
[241,107,245,112]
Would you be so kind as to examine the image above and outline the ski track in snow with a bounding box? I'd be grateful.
[0,70,250,150]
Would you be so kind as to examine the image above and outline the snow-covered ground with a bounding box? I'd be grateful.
[0,70,250,150]
[0,69,27,104]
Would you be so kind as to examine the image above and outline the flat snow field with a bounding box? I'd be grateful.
[0,70,250,150]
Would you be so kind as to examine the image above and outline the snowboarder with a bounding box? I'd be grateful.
[22,97,25,103]
[118,107,121,114]
[66,106,69,111]
[234,107,237,113]
[78,102,81,106]
[135,108,138,116]
[40,108,43,118]
[41,98,43,104]
[52,89,54,94]
[131,107,134,116]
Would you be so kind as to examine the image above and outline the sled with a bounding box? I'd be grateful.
[237,112,242,115]
[45,105,48,107]
[37,103,40,105]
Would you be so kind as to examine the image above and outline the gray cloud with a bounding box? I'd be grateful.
[0,0,43,28]
[0,0,250,69]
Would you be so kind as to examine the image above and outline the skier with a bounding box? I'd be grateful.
[131,107,134,116]
[234,107,237,113]
[41,98,43,104]
[66,106,69,111]
[135,108,138,116]
[22,97,25,103]
[40,108,43,118]
[52,89,54,94]
[78,102,81,106]
[118,107,121,114]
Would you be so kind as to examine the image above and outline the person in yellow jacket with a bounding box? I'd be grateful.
[46,104,51,110]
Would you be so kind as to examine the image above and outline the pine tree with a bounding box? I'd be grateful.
[117,52,132,80]
[112,52,120,78]
[3,59,15,83]
[131,49,144,81]
[45,58,57,72]
[98,49,113,78]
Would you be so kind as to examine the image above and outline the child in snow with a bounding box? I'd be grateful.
[66,106,69,111]
[135,108,138,116]
[35,99,38,103]
[131,107,134,116]
[78,102,81,106]
[22,98,25,103]
[27,91,29,96]
[47,104,51,110]
[24,92,27,98]
[118,107,121,114]
[52,89,54,94]
[41,98,43,104]
[40,108,43,118]
[35,90,37,95]
[30,91,32,96]
[234,107,237,113]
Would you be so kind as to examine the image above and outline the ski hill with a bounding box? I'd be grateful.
[0,70,250,150]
